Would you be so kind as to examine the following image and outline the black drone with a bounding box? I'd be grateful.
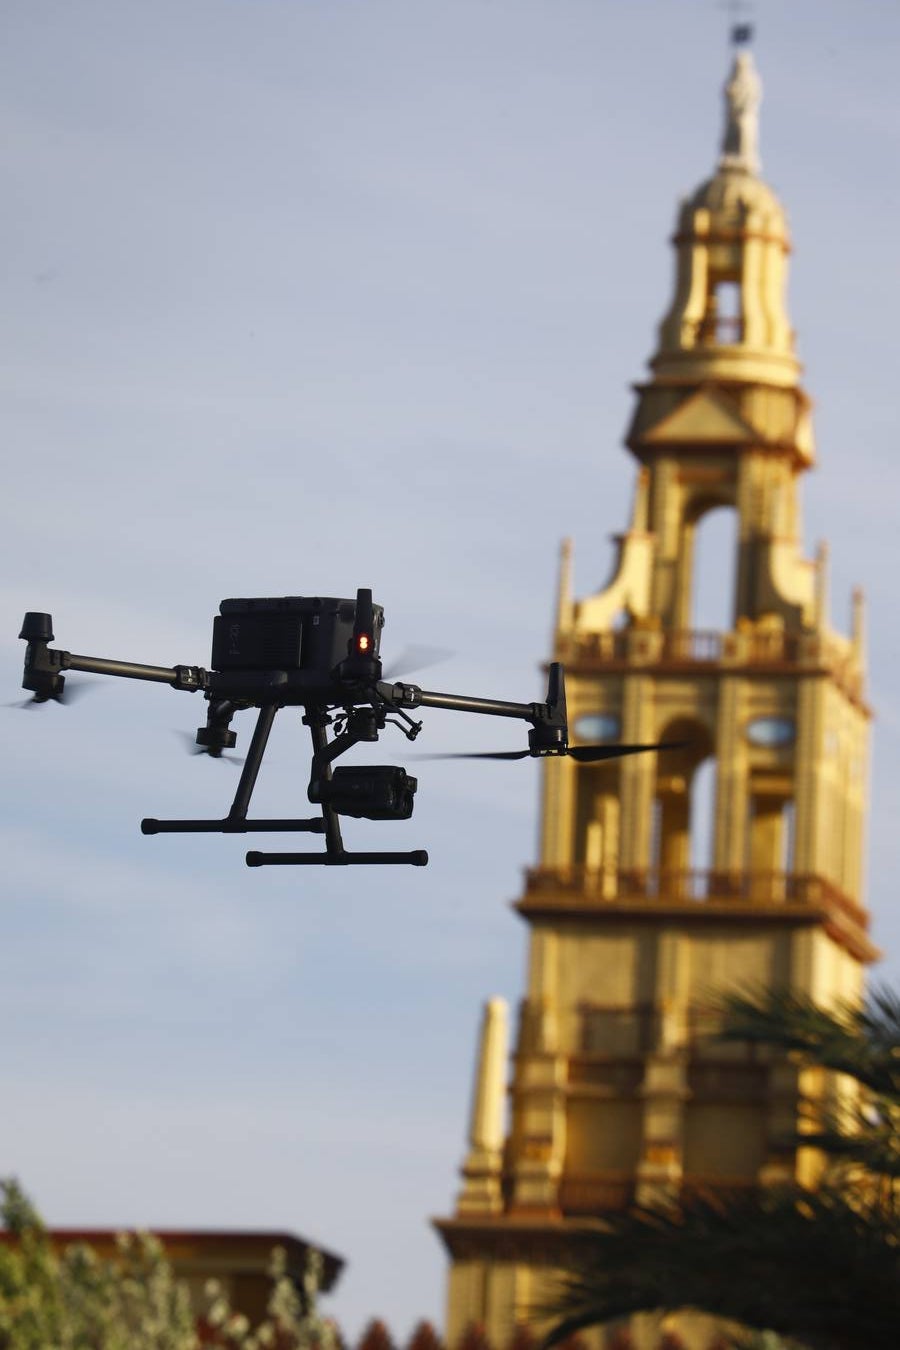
[17,590,675,869]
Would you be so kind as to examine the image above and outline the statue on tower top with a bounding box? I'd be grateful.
[719,39,762,175]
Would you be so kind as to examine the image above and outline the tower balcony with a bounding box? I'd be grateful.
[555,626,865,699]
[517,866,877,962]
[525,864,848,905]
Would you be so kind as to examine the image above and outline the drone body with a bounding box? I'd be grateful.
[18,589,677,868]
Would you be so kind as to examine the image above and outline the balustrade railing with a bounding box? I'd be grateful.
[557,626,865,704]
[524,866,847,908]
[559,627,812,667]
[558,1174,634,1215]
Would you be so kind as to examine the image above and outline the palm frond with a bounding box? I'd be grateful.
[539,1188,900,1350]
[792,1097,900,1179]
[857,986,900,1060]
[715,987,900,1100]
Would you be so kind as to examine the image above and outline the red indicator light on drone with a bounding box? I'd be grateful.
[357,634,371,653]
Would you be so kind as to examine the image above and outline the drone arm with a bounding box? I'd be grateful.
[376,680,552,724]
[19,609,208,697]
[377,680,531,720]
[375,662,569,755]
[418,689,538,720]
[61,652,207,690]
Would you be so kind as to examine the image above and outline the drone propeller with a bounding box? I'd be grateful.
[569,739,690,762]
[416,740,690,763]
[6,677,97,709]
[173,731,245,766]
[381,644,453,681]
[416,748,531,761]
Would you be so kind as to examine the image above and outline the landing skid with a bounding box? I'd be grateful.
[246,849,428,867]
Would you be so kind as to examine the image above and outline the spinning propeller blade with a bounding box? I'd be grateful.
[174,731,244,765]
[6,677,97,709]
[567,739,690,762]
[416,740,689,763]
[381,645,453,681]
[417,749,532,761]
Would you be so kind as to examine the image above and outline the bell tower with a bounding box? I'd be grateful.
[435,42,875,1350]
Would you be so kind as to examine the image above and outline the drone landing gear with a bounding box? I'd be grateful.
[140,703,323,839]
[246,849,428,867]
[141,702,428,868]
[141,818,326,835]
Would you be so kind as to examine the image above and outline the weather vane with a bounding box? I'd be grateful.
[719,0,754,47]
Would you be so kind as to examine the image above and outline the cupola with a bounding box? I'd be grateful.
[652,47,799,389]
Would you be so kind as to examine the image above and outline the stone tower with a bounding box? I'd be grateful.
[435,43,875,1350]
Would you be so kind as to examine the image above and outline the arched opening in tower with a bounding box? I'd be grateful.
[688,503,738,633]
[698,275,743,345]
[690,757,717,877]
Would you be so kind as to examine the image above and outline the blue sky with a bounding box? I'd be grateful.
[3,0,900,1338]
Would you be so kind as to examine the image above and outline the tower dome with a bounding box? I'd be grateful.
[688,164,785,225]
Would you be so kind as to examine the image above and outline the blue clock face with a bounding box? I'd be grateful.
[573,713,622,742]
[746,716,796,748]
